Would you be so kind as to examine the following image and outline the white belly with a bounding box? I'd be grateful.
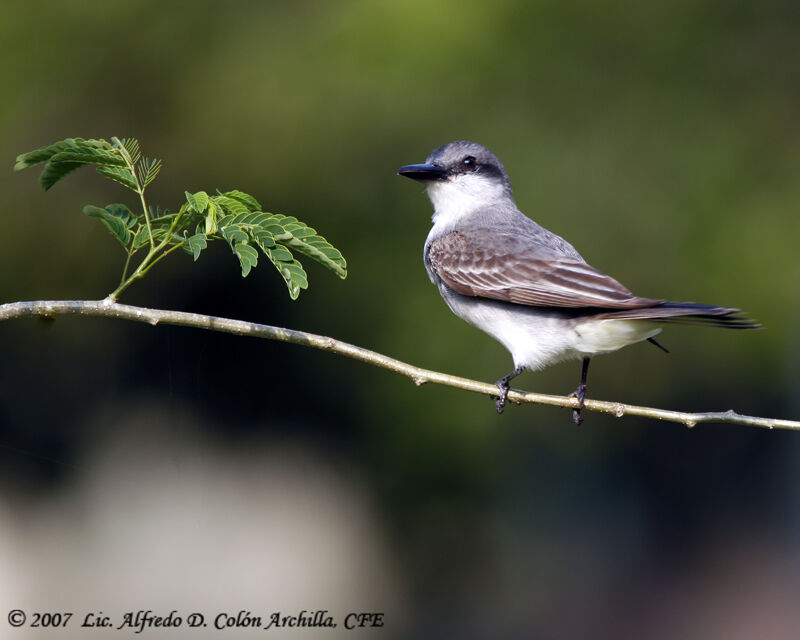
[439,284,660,370]
[573,318,661,355]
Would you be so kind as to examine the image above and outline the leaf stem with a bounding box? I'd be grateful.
[138,242,186,278]
[112,137,154,249]
[107,207,189,301]
[106,242,186,301]
[120,250,133,284]
[137,186,155,249]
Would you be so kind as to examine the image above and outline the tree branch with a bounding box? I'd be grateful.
[1,299,797,431]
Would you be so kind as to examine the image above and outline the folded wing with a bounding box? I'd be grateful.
[428,228,662,309]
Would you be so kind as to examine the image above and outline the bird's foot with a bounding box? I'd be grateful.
[494,366,524,414]
[495,379,511,414]
[568,382,587,426]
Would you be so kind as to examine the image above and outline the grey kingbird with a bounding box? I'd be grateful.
[398,141,758,424]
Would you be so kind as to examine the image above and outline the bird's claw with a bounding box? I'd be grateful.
[494,366,525,415]
[495,381,510,414]
[568,383,587,425]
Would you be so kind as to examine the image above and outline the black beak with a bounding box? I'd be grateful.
[397,163,448,183]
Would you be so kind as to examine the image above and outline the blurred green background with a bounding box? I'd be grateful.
[2,1,799,638]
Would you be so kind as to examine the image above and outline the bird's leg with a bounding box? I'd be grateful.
[568,357,591,425]
[647,337,670,353]
[494,365,525,414]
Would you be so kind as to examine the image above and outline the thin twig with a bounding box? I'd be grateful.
[1,299,797,431]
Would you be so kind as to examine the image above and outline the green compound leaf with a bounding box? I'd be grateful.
[252,228,275,248]
[14,135,348,301]
[262,245,308,300]
[97,166,138,191]
[213,195,251,217]
[49,149,126,167]
[204,201,218,235]
[131,227,151,250]
[220,189,261,212]
[268,244,293,262]
[233,242,259,277]
[284,235,347,278]
[148,206,173,223]
[184,232,208,261]
[185,190,209,213]
[261,214,347,278]
[14,138,111,171]
[221,224,248,246]
[215,209,346,297]
[104,203,138,226]
[137,156,162,188]
[83,203,137,248]
[39,144,126,191]
[120,138,141,166]
[39,161,84,191]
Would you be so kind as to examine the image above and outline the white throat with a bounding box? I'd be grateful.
[426,175,508,232]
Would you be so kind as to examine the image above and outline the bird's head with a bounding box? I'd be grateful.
[398,141,512,226]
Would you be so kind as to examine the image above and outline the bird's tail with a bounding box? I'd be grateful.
[596,301,760,329]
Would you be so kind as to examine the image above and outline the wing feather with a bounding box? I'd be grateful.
[428,229,661,309]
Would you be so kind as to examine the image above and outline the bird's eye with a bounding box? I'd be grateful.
[462,155,477,170]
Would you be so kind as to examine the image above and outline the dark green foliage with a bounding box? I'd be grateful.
[14,136,347,300]
[137,157,161,188]
[83,204,138,248]
[14,138,111,171]
[14,138,124,191]
[184,233,208,261]
[212,207,345,299]
[97,166,138,191]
